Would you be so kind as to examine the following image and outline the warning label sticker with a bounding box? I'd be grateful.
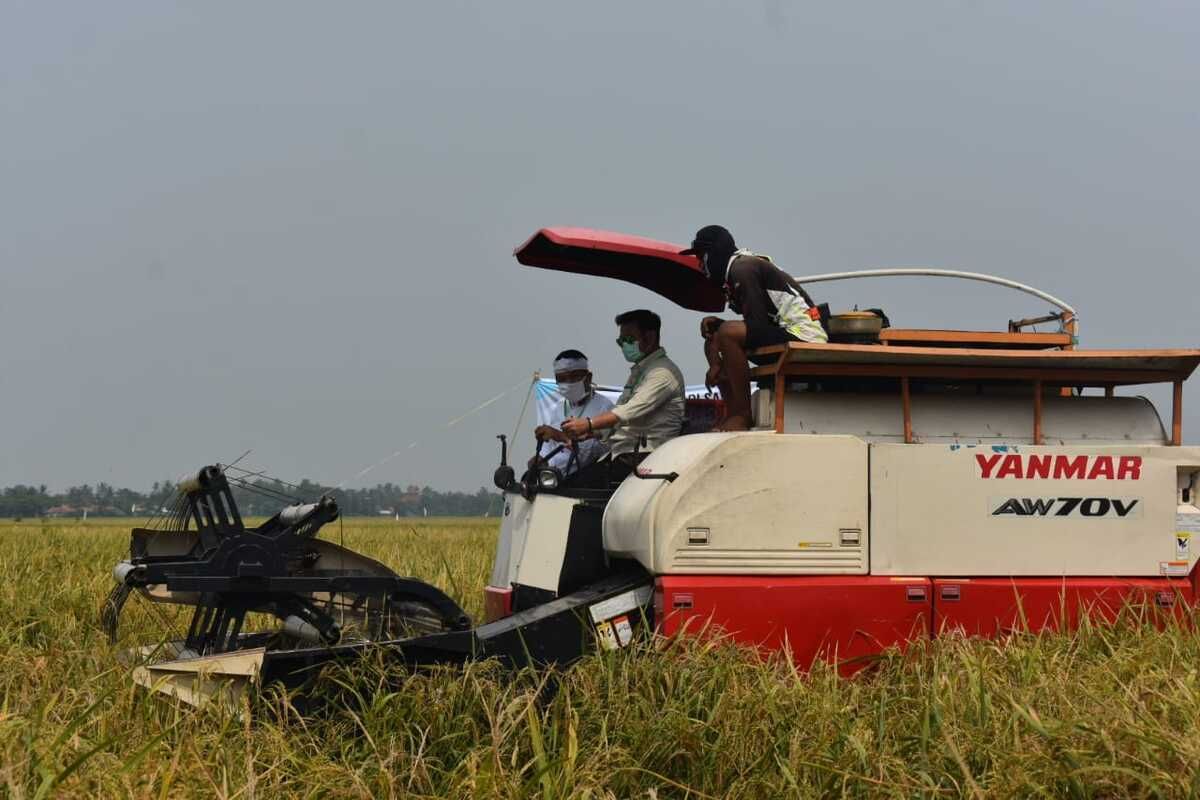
[1177,532,1192,560]
[1160,561,1190,577]
[613,615,633,647]
[589,585,653,623]
[1177,513,1200,535]
[595,620,618,651]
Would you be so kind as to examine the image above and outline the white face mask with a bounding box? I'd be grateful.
[559,380,587,405]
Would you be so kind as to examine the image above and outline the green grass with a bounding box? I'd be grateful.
[3,518,1200,798]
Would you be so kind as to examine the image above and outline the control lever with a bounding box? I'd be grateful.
[630,435,678,482]
[632,468,679,482]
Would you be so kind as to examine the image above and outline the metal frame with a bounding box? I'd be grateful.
[107,467,473,656]
[1175,381,1185,446]
[755,343,1196,446]
[111,466,654,703]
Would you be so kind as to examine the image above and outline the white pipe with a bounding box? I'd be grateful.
[792,268,1077,316]
[279,503,319,525]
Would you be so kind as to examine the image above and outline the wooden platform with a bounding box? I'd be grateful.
[878,328,1071,349]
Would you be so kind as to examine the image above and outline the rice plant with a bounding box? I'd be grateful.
[2,517,1199,798]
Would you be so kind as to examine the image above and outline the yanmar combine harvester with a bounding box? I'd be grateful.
[105,227,1200,706]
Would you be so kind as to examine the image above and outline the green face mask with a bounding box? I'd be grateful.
[618,338,644,363]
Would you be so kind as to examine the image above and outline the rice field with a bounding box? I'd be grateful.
[3,517,1200,798]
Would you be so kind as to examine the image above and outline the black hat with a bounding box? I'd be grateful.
[679,225,736,256]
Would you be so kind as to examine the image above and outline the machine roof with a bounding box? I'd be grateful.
[752,342,1200,386]
[513,227,727,312]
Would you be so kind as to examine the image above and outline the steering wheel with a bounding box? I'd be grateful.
[520,433,580,498]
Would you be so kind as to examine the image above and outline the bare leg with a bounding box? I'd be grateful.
[704,336,722,375]
[714,321,752,430]
[703,336,735,418]
[717,377,734,406]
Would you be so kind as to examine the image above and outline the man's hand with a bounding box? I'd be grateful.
[534,425,568,443]
[700,316,723,340]
[561,417,592,440]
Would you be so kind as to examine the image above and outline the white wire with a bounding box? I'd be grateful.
[510,371,539,442]
[330,374,535,489]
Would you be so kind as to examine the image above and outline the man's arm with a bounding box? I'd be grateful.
[561,368,678,438]
[534,424,569,443]
[547,396,610,470]
[605,367,678,426]
[562,410,617,439]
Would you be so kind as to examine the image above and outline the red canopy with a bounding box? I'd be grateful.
[513,227,726,312]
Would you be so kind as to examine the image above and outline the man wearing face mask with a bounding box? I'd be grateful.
[561,310,685,459]
[531,349,614,476]
[681,225,827,432]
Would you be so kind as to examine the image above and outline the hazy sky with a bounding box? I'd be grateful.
[4,2,1198,492]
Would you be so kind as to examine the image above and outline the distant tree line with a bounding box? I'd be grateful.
[1,478,500,519]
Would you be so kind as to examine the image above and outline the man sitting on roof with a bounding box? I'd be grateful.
[681,225,828,431]
[530,349,613,476]
[561,310,685,460]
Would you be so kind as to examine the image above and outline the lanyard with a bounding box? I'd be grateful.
[624,351,660,395]
[563,393,592,418]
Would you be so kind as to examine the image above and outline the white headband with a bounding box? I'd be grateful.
[553,356,589,373]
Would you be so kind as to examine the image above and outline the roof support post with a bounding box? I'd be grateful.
[773,355,788,433]
[1061,311,1077,350]
[1033,379,1043,445]
[1104,386,1114,398]
[901,377,913,444]
[1173,380,1183,446]
[1060,311,1076,396]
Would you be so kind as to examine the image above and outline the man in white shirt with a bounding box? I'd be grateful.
[531,349,614,475]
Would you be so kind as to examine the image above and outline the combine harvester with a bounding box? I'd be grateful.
[105,227,1200,705]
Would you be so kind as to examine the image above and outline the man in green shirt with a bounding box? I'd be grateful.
[561,309,685,456]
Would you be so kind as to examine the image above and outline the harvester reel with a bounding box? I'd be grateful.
[103,465,470,673]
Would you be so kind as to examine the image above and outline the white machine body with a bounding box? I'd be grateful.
[603,392,1200,578]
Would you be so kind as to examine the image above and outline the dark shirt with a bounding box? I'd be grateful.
[725,254,827,342]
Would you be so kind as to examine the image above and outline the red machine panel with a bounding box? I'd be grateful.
[932,577,1193,636]
[655,576,931,674]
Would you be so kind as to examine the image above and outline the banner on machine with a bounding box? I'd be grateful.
[535,379,719,427]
